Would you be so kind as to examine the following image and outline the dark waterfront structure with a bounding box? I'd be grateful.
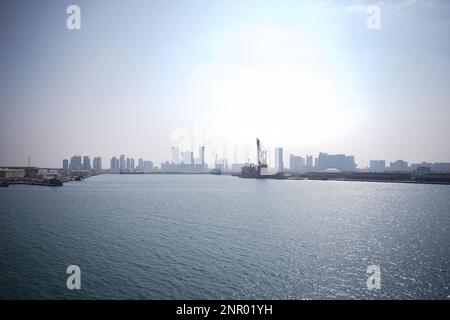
[240,138,285,179]
[294,171,450,185]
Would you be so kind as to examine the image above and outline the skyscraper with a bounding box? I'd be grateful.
[306,155,313,168]
[62,159,69,170]
[83,156,91,170]
[69,156,82,170]
[199,146,205,166]
[110,157,116,170]
[93,157,102,171]
[275,148,284,173]
[344,156,357,171]
[110,157,119,171]
[182,151,194,165]
[143,160,153,171]
[289,154,304,173]
[130,158,135,170]
[119,155,126,171]
[171,147,180,164]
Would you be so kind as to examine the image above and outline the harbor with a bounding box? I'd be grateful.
[2,138,450,187]
[237,139,450,185]
[0,166,93,187]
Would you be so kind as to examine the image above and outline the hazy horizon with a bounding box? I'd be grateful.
[1,0,450,168]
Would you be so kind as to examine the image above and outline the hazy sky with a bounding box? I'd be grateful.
[1,0,450,168]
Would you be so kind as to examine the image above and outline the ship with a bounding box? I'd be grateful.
[209,168,222,175]
[240,138,286,179]
[0,181,10,187]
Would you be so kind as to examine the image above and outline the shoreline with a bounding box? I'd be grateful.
[3,171,450,187]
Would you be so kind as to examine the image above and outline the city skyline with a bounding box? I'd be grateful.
[8,138,450,170]
[58,143,450,174]
[1,0,450,168]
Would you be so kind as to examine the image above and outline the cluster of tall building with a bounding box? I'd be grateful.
[278,148,356,173]
[161,146,207,172]
[63,154,156,173]
[61,147,450,175]
[289,154,314,173]
[170,146,205,166]
[110,154,154,173]
[63,156,102,172]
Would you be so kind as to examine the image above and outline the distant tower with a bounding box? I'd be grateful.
[27,155,31,167]
[93,157,102,171]
[63,159,69,170]
[83,156,91,170]
[199,146,205,166]
[306,155,313,168]
[171,146,180,164]
[110,157,119,171]
[275,148,284,173]
[119,155,126,171]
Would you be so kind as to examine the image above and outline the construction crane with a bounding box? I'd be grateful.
[256,138,268,169]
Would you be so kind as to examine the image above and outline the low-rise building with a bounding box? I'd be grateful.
[0,168,26,179]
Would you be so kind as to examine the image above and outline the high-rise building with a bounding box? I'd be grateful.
[143,160,154,171]
[119,155,126,171]
[182,151,194,165]
[83,156,91,170]
[275,148,284,172]
[130,158,135,170]
[199,146,205,166]
[370,160,386,172]
[390,160,409,172]
[138,159,144,170]
[344,156,357,171]
[289,155,304,173]
[317,153,357,171]
[171,147,180,165]
[126,158,131,170]
[110,157,119,171]
[62,159,69,170]
[93,157,102,171]
[306,155,313,169]
[69,156,82,170]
